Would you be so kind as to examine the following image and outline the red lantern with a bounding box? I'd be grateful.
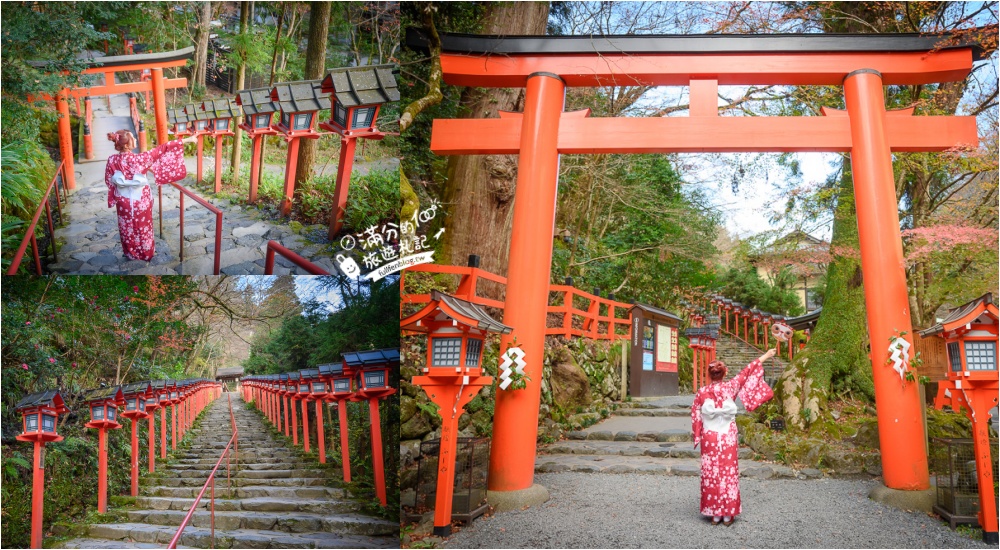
[16,389,70,549]
[84,385,125,513]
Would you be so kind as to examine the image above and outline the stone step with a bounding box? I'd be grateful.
[56,537,193,548]
[167,461,315,470]
[567,428,692,442]
[148,485,344,499]
[155,477,328,487]
[158,468,326,479]
[612,408,689,417]
[83,522,396,549]
[136,496,357,514]
[534,454,805,479]
[124,509,397,536]
[541,440,752,460]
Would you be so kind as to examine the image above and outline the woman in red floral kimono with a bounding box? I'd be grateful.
[104,130,188,261]
[691,347,776,526]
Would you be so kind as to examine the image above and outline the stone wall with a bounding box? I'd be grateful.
[400,334,628,496]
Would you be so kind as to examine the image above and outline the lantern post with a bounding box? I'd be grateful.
[319,64,399,237]
[84,385,125,513]
[121,381,153,497]
[201,99,239,193]
[308,368,330,464]
[321,363,356,481]
[184,103,212,183]
[16,390,70,549]
[344,349,399,507]
[402,290,511,535]
[269,81,329,216]
[297,370,314,453]
[919,293,999,544]
[235,88,280,203]
[288,373,302,446]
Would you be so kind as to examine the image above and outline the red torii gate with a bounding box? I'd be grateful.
[30,47,193,190]
[418,31,984,499]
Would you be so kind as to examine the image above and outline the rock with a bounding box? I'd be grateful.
[401,397,417,424]
[657,429,691,442]
[741,465,774,479]
[567,430,589,440]
[800,467,823,479]
[771,465,797,478]
[671,463,701,476]
[401,409,435,440]
[853,420,880,449]
[613,431,638,441]
[587,431,613,441]
[824,449,865,474]
[233,221,270,238]
[637,431,659,442]
[548,346,592,410]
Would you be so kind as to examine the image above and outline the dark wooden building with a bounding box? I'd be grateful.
[628,303,682,397]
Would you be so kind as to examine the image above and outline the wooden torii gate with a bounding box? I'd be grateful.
[29,47,193,190]
[416,30,985,498]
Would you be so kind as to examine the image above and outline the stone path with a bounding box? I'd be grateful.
[60,392,396,549]
[49,93,396,276]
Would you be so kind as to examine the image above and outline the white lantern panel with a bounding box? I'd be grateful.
[293,113,311,131]
[465,339,483,368]
[364,370,386,389]
[964,341,997,371]
[91,405,104,420]
[432,337,462,367]
[42,414,56,432]
[26,413,39,432]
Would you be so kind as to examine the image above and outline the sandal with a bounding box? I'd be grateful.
[723,518,735,527]
[711,517,722,525]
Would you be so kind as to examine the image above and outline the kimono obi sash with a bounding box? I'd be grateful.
[701,398,738,434]
[110,171,149,202]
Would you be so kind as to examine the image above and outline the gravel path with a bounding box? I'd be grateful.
[441,473,988,549]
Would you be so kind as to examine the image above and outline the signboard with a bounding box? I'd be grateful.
[642,351,654,371]
[655,325,678,372]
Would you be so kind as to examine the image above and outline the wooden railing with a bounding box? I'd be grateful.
[167,393,238,549]
[158,182,223,275]
[263,240,329,275]
[400,263,631,341]
[5,161,69,275]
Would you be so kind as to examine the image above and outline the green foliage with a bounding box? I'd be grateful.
[714,265,805,317]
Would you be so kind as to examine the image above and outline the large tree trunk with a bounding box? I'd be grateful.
[230,1,250,182]
[294,1,331,187]
[193,2,212,89]
[441,1,551,277]
[778,164,873,429]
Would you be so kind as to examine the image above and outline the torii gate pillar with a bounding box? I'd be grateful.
[490,73,565,494]
[844,69,928,490]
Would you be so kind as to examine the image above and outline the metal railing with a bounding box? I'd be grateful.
[5,161,69,275]
[158,182,223,275]
[263,240,330,275]
[167,392,239,549]
[400,263,632,341]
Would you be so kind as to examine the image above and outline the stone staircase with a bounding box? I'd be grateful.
[715,332,787,385]
[536,396,820,480]
[60,393,397,549]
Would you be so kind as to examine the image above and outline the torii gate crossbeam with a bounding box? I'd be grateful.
[419,30,986,501]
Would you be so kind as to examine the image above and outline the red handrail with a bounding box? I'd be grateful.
[158,181,223,275]
[5,161,68,275]
[264,240,329,275]
[400,263,632,341]
[167,393,238,549]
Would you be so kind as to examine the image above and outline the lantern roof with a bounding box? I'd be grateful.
[317,362,345,377]
[401,290,513,334]
[785,307,822,331]
[201,99,241,120]
[121,381,153,397]
[342,348,400,368]
[299,368,319,380]
[83,385,125,405]
[277,373,289,382]
[629,303,682,322]
[168,107,190,125]
[184,103,213,121]
[270,80,330,113]
[320,64,400,107]
[16,389,69,414]
[684,326,719,340]
[235,87,280,115]
[918,293,997,338]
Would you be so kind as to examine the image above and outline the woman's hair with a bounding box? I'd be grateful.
[708,360,727,382]
[107,130,136,153]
